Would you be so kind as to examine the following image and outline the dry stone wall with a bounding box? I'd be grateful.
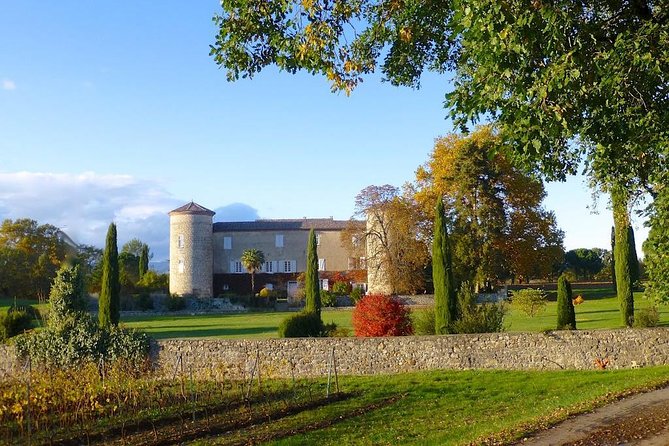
[153,328,669,380]
[3,329,669,380]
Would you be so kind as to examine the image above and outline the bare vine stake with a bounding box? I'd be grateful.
[25,357,31,446]
[332,347,340,394]
[255,348,261,394]
[190,363,196,422]
[326,351,332,399]
[172,351,183,380]
[180,353,186,400]
[245,355,257,400]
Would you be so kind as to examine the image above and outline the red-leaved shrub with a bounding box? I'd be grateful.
[352,294,413,337]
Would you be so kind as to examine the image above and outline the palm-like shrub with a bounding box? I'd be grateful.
[241,249,265,295]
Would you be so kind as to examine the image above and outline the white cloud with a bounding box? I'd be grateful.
[2,79,16,90]
[0,172,263,262]
[0,172,180,260]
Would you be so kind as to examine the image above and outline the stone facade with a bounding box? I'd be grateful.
[3,329,669,380]
[169,203,215,297]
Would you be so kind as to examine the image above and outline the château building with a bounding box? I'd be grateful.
[168,202,368,297]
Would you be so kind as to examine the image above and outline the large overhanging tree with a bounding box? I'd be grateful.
[211,0,669,322]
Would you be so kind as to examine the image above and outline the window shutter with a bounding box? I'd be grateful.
[272,261,278,273]
[291,260,297,272]
[229,261,235,273]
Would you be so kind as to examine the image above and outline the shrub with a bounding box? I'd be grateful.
[413,307,436,335]
[165,295,187,311]
[350,287,364,304]
[331,281,351,296]
[634,306,660,328]
[323,324,351,337]
[556,274,576,330]
[136,292,154,311]
[14,313,150,368]
[321,290,337,307]
[511,288,547,317]
[278,311,323,337]
[0,310,33,342]
[451,301,506,334]
[352,294,413,337]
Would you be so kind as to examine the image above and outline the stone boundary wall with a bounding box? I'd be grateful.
[3,329,669,379]
[153,328,669,380]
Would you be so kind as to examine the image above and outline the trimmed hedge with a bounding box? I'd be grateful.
[278,311,323,338]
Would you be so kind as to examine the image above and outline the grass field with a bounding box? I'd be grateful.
[120,287,669,339]
[188,366,669,446]
[4,286,668,340]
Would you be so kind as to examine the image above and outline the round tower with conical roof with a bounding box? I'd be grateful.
[169,202,215,297]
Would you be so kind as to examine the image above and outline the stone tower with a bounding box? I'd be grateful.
[169,202,215,297]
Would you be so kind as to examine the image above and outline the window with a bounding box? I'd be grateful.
[275,234,284,248]
[177,258,185,273]
[223,284,229,291]
[318,258,326,271]
[283,260,294,273]
[347,257,357,270]
[319,279,329,291]
[316,234,321,246]
[231,260,244,273]
[263,261,274,273]
[223,236,232,250]
[177,234,185,249]
[360,257,367,269]
[352,235,360,247]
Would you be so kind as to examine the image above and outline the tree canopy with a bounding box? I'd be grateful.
[211,0,668,186]
[352,184,429,294]
[414,127,564,288]
[0,218,70,299]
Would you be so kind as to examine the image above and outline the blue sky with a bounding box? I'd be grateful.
[0,1,647,261]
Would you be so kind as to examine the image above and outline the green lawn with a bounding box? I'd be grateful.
[122,310,354,339]
[504,287,669,331]
[122,286,669,339]
[190,366,669,446]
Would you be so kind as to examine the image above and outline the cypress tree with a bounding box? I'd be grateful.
[433,199,456,334]
[628,225,640,287]
[610,226,616,292]
[556,274,576,330]
[305,229,321,317]
[612,188,634,327]
[138,244,149,279]
[99,222,120,327]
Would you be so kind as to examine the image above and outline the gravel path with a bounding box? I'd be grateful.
[515,387,669,446]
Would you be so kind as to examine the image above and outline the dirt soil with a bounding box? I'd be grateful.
[515,387,669,446]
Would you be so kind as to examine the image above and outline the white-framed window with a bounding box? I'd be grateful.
[316,234,321,246]
[347,257,357,270]
[318,258,326,271]
[360,256,367,269]
[275,234,284,248]
[263,261,274,273]
[177,234,185,249]
[177,258,185,273]
[223,284,229,291]
[223,236,232,250]
[231,260,244,273]
[319,279,329,291]
[352,235,360,247]
[283,260,295,273]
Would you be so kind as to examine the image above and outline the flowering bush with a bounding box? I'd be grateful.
[352,294,413,337]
